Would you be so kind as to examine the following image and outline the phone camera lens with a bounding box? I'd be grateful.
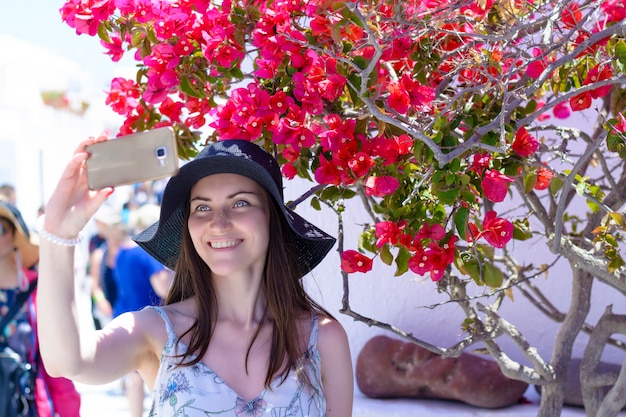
[156,147,166,158]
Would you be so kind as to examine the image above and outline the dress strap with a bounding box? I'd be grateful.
[146,306,177,346]
[307,315,319,351]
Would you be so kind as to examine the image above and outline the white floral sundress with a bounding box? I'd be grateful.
[147,306,326,417]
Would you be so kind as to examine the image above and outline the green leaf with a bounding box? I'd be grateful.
[454,207,470,240]
[549,176,564,195]
[524,173,538,193]
[616,40,626,66]
[340,188,358,199]
[380,244,393,266]
[320,186,339,200]
[586,199,600,213]
[353,56,368,70]
[230,67,244,79]
[179,77,206,99]
[512,219,532,240]
[97,24,112,43]
[435,188,459,205]
[310,197,321,211]
[609,212,626,228]
[464,259,483,286]
[482,262,504,287]
[605,234,618,247]
[609,257,625,273]
[394,247,411,276]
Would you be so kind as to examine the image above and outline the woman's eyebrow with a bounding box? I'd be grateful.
[190,190,259,202]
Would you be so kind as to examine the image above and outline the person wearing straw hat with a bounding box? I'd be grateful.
[37,137,353,417]
[0,200,81,417]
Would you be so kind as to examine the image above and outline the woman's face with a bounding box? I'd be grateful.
[188,173,271,278]
[0,217,15,259]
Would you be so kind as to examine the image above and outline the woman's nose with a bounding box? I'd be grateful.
[210,210,230,228]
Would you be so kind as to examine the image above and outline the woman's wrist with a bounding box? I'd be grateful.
[37,215,83,247]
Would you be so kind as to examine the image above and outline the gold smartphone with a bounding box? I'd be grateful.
[85,127,180,190]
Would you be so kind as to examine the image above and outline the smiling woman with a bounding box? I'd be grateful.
[187,174,271,279]
[37,138,354,417]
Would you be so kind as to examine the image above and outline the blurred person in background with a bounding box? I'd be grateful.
[113,203,170,417]
[88,205,123,328]
[0,183,17,206]
[0,200,81,417]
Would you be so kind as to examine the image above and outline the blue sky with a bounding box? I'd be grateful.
[1,1,126,84]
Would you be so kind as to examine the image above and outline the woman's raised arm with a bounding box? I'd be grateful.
[37,136,153,384]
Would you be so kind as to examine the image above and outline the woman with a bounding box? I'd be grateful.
[0,200,81,417]
[37,137,353,416]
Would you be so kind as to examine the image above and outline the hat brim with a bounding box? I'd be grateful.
[0,205,39,269]
[133,154,336,276]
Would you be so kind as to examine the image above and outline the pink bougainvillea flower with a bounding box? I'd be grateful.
[341,250,373,273]
[570,91,592,111]
[60,0,115,36]
[584,64,614,99]
[364,175,400,197]
[159,97,184,122]
[281,163,297,180]
[481,211,514,248]
[417,223,446,241]
[387,82,411,114]
[482,170,514,202]
[348,152,375,179]
[105,77,141,116]
[254,59,278,79]
[534,166,554,190]
[601,0,626,22]
[408,237,456,282]
[525,48,548,79]
[318,73,347,101]
[469,152,491,176]
[553,102,571,119]
[512,126,539,157]
[314,154,343,185]
[573,30,603,58]
[408,246,432,277]
[561,3,582,29]
[371,134,413,166]
[466,222,481,242]
[375,221,403,248]
[426,236,457,281]
[101,36,124,62]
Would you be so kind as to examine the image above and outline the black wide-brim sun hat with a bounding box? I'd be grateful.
[133,139,336,276]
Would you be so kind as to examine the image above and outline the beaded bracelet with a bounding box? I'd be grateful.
[38,228,83,247]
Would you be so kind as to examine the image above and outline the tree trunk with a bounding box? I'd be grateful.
[538,264,593,417]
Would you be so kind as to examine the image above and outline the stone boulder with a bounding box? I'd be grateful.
[356,335,528,408]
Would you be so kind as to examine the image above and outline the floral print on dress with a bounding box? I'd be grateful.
[235,396,267,417]
[146,306,326,417]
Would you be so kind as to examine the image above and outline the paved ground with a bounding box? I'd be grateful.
[75,380,151,417]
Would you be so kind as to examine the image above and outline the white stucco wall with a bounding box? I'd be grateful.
[0,35,122,223]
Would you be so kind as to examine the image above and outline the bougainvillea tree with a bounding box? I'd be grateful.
[60,0,626,415]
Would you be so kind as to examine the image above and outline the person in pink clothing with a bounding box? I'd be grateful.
[0,200,81,417]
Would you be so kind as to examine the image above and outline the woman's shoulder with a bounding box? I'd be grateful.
[145,299,197,336]
[315,314,349,346]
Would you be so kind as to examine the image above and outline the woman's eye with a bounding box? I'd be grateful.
[233,200,249,208]
[194,204,210,212]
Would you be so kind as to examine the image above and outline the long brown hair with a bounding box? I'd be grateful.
[165,189,332,387]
